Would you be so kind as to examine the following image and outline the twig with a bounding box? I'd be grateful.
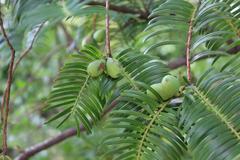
[168,56,186,69]
[87,1,149,20]
[15,127,84,160]
[185,1,202,82]
[59,23,80,53]
[13,22,45,73]
[1,91,6,122]
[15,98,119,160]
[105,0,111,57]
[168,42,240,69]
[0,14,16,155]
[185,0,201,82]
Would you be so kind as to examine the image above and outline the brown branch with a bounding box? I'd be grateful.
[185,18,194,82]
[87,1,149,20]
[15,127,83,160]
[0,14,16,155]
[105,0,111,57]
[168,44,240,69]
[59,23,80,53]
[15,98,119,160]
[59,23,73,46]
[185,1,202,82]
[13,22,45,73]
[168,57,186,69]
[1,91,6,123]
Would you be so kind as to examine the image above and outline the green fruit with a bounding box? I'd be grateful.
[160,75,180,100]
[106,58,121,78]
[146,75,180,100]
[81,35,93,47]
[93,29,105,42]
[147,83,162,99]
[147,83,171,100]
[87,60,105,77]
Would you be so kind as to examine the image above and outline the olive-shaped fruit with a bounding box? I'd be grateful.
[87,60,105,77]
[93,29,105,43]
[81,35,93,47]
[106,58,122,78]
[160,75,180,99]
[0,155,12,160]
[146,83,162,99]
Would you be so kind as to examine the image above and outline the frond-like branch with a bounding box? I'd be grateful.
[45,46,108,133]
[180,56,240,159]
[103,90,186,160]
[136,103,167,160]
[144,0,239,63]
[192,85,240,139]
[117,49,169,86]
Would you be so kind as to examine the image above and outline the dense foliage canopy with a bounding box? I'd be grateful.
[0,0,239,160]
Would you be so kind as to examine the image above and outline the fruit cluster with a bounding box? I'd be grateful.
[147,75,180,100]
[87,58,122,78]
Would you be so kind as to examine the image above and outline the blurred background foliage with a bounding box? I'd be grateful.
[0,0,238,159]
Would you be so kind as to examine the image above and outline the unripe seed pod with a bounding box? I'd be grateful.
[93,29,105,43]
[106,58,121,78]
[147,75,180,101]
[147,83,162,99]
[87,60,105,77]
[160,75,180,100]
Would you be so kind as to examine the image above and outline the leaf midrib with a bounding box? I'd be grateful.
[71,75,90,115]
[136,102,168,160]
[193,86,240,140]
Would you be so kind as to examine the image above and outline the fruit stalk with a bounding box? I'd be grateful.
[105,0,112,57]
[185,7,198,83]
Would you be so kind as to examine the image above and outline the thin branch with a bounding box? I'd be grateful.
[105,0,111,57]
[168,44,240,69]
[15,98,119,160]
[59,23,80,53]
[15,127,83,160]
[59,23,72,45]
[185,17,194,82]
[185,1,203,82]
[1,91,6,123]
[87,1,149,20]
[13,22,45,73]
[185,0,202,82]
[0,14,16,155]
[168,56,186,69]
